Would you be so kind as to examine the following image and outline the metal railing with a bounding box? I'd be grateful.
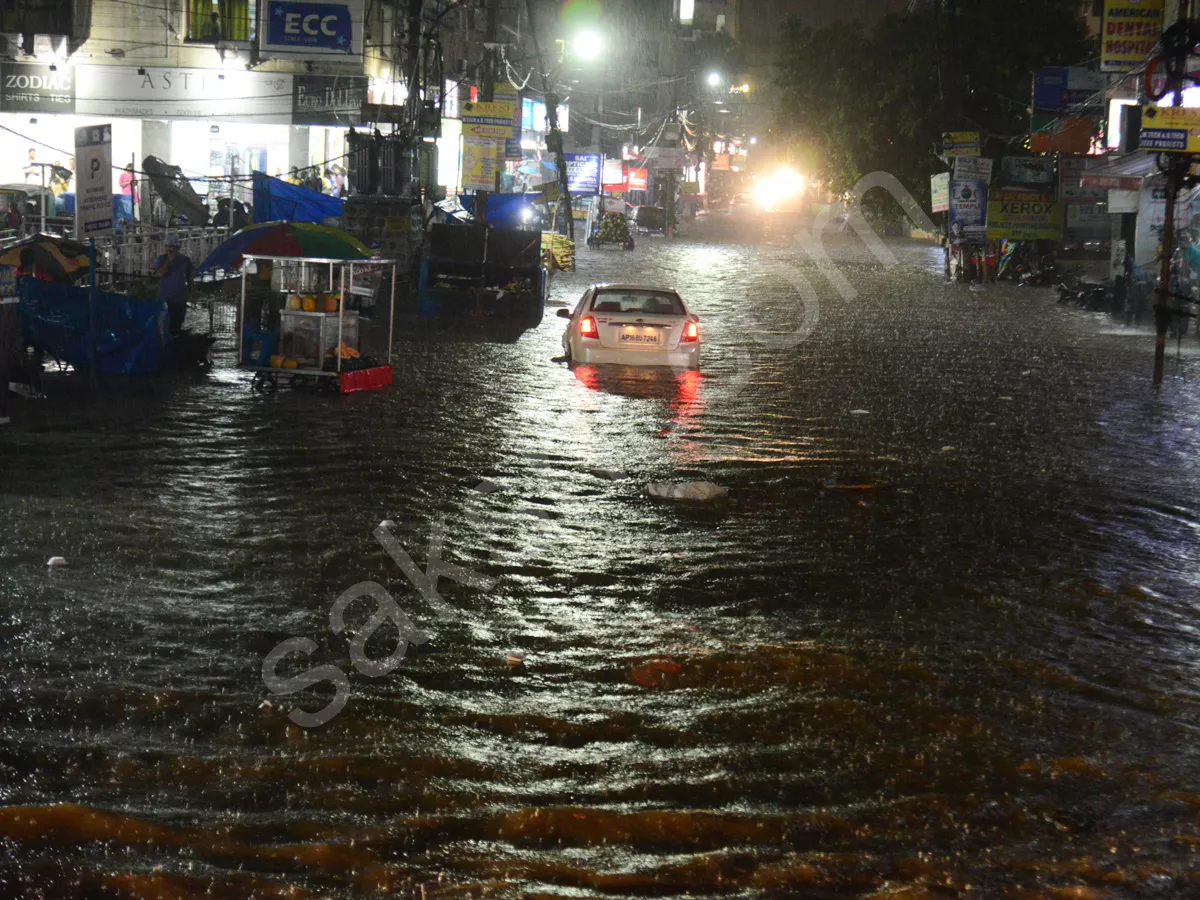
[92,226,231,290]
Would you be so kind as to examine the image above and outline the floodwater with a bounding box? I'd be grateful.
[3,212,1200,898]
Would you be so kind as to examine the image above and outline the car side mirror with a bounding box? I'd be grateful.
[556,308,571,319]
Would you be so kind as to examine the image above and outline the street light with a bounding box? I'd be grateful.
[707,71,721,87]
[572,29,604,62]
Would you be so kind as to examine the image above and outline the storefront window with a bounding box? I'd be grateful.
[187,0,256,43]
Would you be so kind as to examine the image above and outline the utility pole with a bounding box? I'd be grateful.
[477,0,502,222]
[524,0,575,243]
[1151,3,1198,386]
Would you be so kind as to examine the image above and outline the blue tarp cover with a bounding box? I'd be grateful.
[456,193,538,225]
[252,172,343,224]
[16,278,168,376]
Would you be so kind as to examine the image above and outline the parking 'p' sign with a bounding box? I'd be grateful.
[74,123,113,238]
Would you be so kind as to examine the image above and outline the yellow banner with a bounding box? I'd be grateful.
[986,190,1063,241]
[461,135,498,191]
[942,131,980,158]
[1140,105,1200,153]
[1101,0,1165,74]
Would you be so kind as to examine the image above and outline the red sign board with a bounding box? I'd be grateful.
[603,165,648,192]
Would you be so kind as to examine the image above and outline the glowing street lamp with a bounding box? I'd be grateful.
[707,71,721,87]
[572,29,604,61]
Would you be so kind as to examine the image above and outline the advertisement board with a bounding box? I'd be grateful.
[1032,67,1107,112]
[74,123,113,238]
[942,131,981,157]
[493,83,522,160]
[0,62,74,113]
[292,74,365,125]
[986,189,1063,241]
[565,153,600,194]
[931,172,950,214]
[1000,156,1055,188]
[1101,0,1165,74]
[953,156,992,184]
[460,135,497,191]
[462,100,515,137]
[949,181,987,241]
[76,66,293,123]
[1140,105,1200,152]
[259,0,364,59]
[1059,154,1106,204]
[1135,178,1196,266]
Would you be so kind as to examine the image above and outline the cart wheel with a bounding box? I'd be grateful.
[624,240,635,251]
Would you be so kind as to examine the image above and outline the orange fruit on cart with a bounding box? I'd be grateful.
[323,294,339,313]
[301,294,317,312]
[269,354,285,369]
[287,295,302,310]
[282,359,299,369]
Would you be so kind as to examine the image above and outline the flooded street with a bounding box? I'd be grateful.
[4,213,1200,897]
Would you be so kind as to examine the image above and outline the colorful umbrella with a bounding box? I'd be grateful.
[197,221,372,273]
[0,233,92,283]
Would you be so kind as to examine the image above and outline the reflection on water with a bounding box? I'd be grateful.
[4,218,1200,897]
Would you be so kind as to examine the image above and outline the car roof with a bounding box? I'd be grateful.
[591,283,679,293]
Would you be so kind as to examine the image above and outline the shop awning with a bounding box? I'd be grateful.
[1080,152,1156,192]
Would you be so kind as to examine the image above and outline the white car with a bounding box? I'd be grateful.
[557,284,700,368]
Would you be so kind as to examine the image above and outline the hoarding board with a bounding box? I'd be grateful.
[1101,0,1165,74]
[986,189,1063,241]
[260,0,364,59]
[565,153,600,194]
[942,131,980,157]
[461,135,497,191]
[1001,156,1055,188]
[1140,105,1200,152]
[1059,155,1106,204]
[1032,67,1107,112]
[949,181,987,241]
[462,100,515,137]
[931,172,950,214]
[74,123,113,238]
[953,156,992,184]
[0,62,74,113]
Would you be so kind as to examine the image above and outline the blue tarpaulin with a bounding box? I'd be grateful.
[456,193,539,225]
[16,278,168,376]
[252,172,343,224]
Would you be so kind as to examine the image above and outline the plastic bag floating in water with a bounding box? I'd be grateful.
[646,482,728,503]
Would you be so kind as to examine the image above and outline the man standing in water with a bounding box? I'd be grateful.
[155,238,193,333]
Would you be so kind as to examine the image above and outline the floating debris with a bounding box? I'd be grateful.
[850,409,871,416]
[646,482,728,503]
[46,557,67,568]
[378,519,396,530]
[506,651,526,667]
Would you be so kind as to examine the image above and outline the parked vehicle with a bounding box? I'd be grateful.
[558,284,700,369]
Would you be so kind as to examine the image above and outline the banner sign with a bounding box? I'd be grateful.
[953,156,992,184]
[931,172,950,213]
[602,157,623,186]
[292,74,365,125]
[0,63,74,113]
[1136,177,1194,265]
[462,100,515,137]
[949,181,987,241]
[76,66,293,123]
[1033,67,1107,113]
[1059,154,1106,204]
[1101,0,1165,74]
[493,83,522,160]
[1000,156,1056,188]
[261,0,362,58]
[1140,105,1200,152]
[460,134,497,191]
[942,131,980,157]
[1030,114,1097,154]
[986,189,1063,241]
[565,153,600,194]
[74,124,113,238]
[646,146,686,169]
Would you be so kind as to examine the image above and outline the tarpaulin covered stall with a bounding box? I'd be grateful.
[251,173,344,225]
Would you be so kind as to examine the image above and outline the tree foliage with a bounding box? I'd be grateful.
[774,0,1096,214]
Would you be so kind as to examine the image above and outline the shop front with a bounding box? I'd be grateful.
[0,62,368,220]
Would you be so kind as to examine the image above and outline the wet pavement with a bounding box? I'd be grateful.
[3,212,1200,897]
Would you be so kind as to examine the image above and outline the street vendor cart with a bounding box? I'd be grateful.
[237,253,398,394]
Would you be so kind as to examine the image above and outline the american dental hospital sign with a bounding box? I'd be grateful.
[986,189,1064,241]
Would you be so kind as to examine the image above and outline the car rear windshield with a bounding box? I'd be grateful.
[590,290,684,315]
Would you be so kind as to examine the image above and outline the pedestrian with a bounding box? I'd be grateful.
[49,162,69,196]
[305,168,323,192]
[23,148,37,184]
[288,167,302,185]
[5,201,21,232]
[154,238,193,334]
[119,163,139,223]
[323,168,336,196]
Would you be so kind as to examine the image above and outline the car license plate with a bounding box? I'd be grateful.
[620,329,660,344]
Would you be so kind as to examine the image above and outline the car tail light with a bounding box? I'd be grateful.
[681,320,699,342]
[580,315,598,338]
